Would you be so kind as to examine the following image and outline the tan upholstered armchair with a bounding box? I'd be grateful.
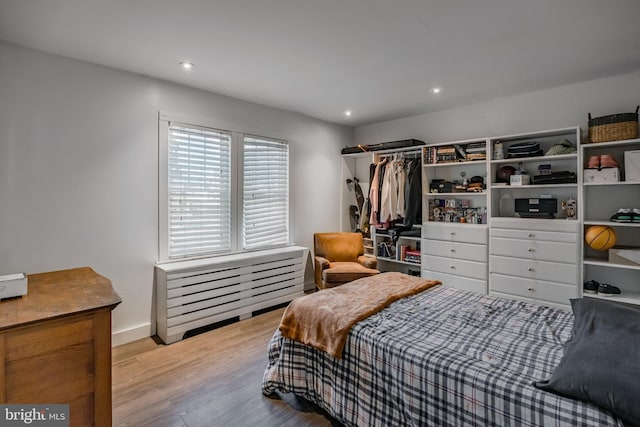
[313,232,379,289]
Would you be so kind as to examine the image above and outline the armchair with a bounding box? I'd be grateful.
[313,232,379,289]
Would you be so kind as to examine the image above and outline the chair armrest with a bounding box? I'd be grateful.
[358,255,377,270]
[314,256,330,288]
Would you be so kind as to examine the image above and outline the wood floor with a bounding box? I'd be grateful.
[112,308,339,427]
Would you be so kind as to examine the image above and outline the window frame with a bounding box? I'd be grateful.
[158,113,291,262]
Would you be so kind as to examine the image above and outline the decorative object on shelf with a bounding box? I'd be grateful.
[585,225,616,251]
[588,106,639,143]
[561,196,577,220]
[545,139,577,156]
[493,141,504,160]
[496,165,516,183]
[510,162,530,186]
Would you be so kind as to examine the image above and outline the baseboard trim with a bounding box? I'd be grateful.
[112,322,151,347]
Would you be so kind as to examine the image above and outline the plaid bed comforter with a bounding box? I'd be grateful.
[262,285,622,426]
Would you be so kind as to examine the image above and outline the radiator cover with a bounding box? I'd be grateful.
[155,246,308,344]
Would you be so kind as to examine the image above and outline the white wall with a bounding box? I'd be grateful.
[0,42,352,345]
[355,70,640,145]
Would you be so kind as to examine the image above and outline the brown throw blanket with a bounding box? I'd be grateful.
[279,272,440,359]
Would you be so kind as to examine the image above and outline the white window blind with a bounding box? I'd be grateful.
[168,124,232,258]
[242,136,289,250]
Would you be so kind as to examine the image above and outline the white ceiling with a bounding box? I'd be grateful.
[1,0,639,127]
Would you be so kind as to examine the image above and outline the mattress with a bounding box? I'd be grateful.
[262,285,622,426]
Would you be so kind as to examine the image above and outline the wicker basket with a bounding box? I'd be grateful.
[588,106,639,143]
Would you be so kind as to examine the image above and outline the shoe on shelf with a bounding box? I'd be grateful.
[598,283,621,296]
[586,155,600,169]
[599,154,619,168]
[583,280,599,294]
[610,208,632,222]
[633,208,640,223]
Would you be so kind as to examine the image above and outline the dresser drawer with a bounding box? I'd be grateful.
[490,255,578,285]
[423,241,487,262]
[422,255,487,280]
[491,218,579,233]
[490,273,577,305]
[423,269,486,294]
[490,227,578,244]
[422,224,487,244]
[490,237,578,264]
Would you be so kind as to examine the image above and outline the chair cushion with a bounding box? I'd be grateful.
[322,262,379,284]
[314,233,364,262]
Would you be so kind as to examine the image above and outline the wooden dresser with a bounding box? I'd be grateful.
[0,267,121,427]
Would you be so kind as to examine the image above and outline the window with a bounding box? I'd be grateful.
[242,136,289,250]
[159,116,290,261]
[167,124,232,259]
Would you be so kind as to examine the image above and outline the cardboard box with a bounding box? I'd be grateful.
[510,174,530,185]
[583,167,620,183]
[625,150,640,182]
[609,247,640,266]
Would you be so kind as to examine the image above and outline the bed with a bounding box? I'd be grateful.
[262,272,637,426]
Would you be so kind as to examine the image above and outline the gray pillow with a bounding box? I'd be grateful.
[534,297,640,425]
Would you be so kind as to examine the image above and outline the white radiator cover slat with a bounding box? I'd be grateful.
[155,245,308,344]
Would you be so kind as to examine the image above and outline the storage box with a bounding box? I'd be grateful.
[510,174,530,185]
[583,167,620,183]
[0,273,28,300]
[624,150,640,182]
[609,247,640,266]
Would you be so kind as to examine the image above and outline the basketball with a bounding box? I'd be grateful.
[585,225,616,251]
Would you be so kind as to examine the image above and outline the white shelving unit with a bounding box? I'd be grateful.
[485,127,582,309]
[580,137,640,305]
[421,138,489,293]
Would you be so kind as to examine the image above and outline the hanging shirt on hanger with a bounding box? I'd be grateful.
[369,158,387,226]
[380,159,400,223]
[395,159,406,219]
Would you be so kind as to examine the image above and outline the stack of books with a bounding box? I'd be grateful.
[404,250,421,264]
[465,142,486,161]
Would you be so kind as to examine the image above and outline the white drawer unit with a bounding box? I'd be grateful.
[422,254,487,280]
[423,240,486,262]
[423,223,488,244]
[491,273,577,306]
[489,220,579,307]
[490,237,578,264]
[422,224,488,294]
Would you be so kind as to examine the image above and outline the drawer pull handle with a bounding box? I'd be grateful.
[528,267,534,272]
[450,232,456,236]
[528,233,534,238]
[527,287,534,292]
[450,265,456,269]
[527,248,535,252]
[450,249,456,253]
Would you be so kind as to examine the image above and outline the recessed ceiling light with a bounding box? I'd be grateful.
[180,61,195,70]
[345,110,352,117]
[429,87,442,94]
